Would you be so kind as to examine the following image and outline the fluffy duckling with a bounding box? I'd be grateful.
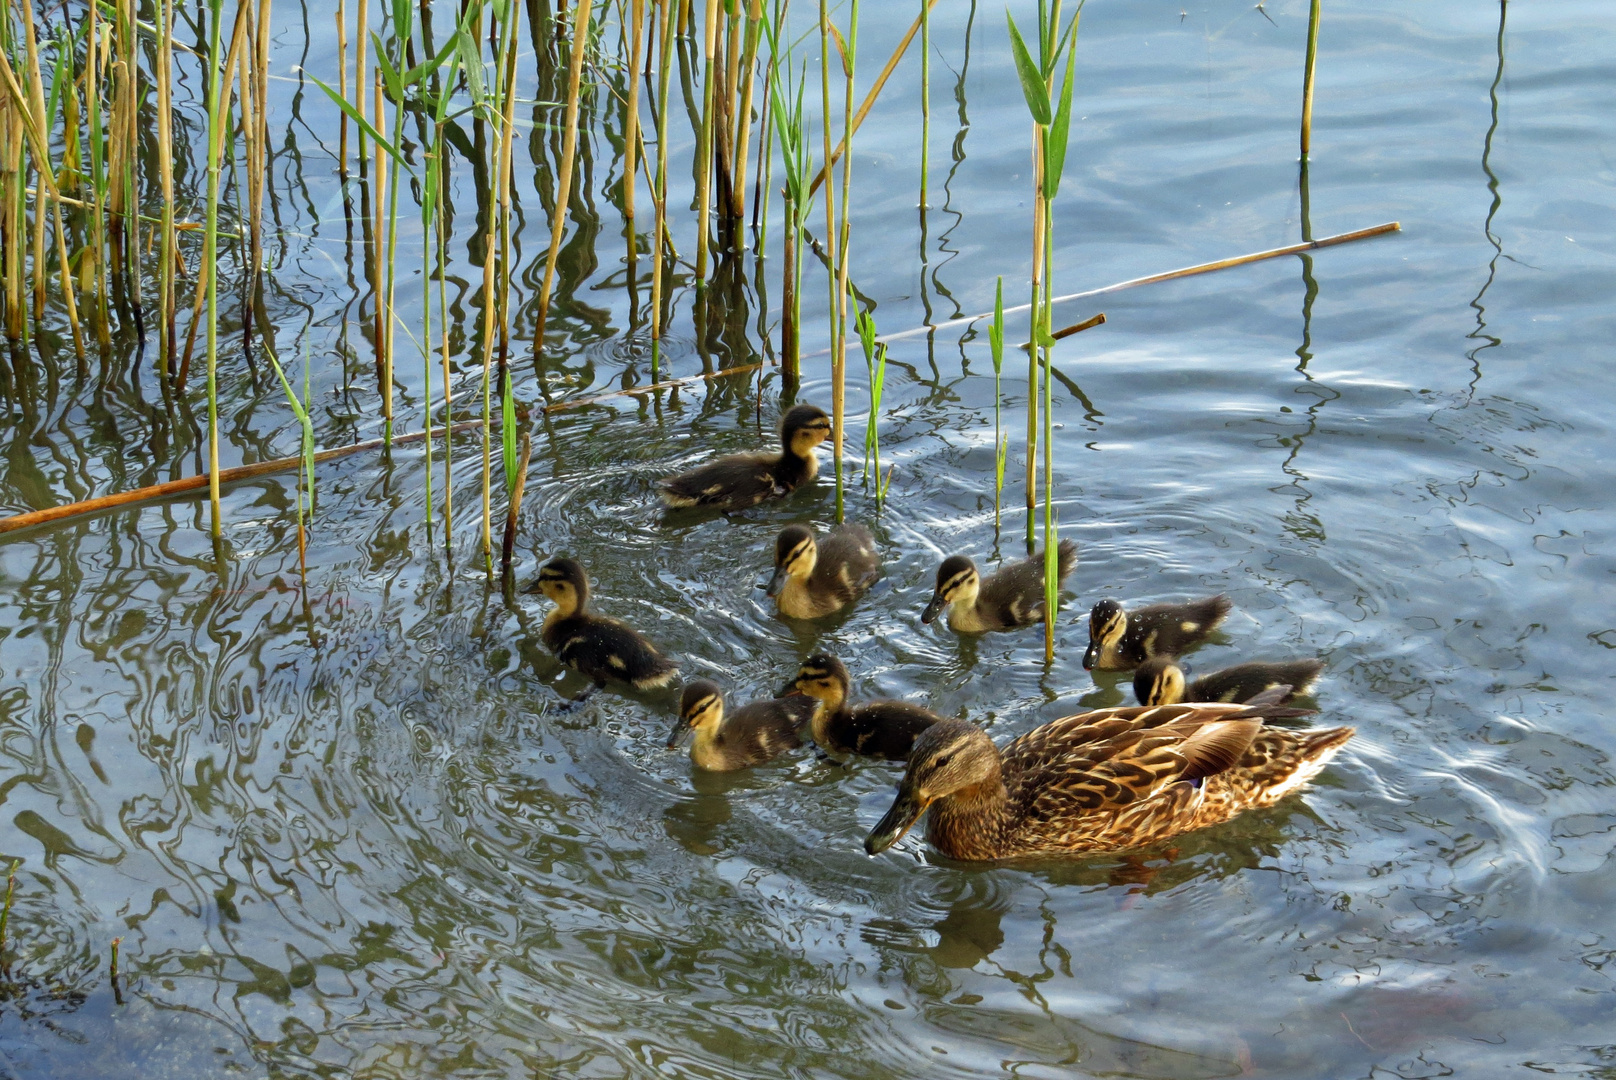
[766,523,880,619]
[529,558,677,706]
[778,654,942,761]
[1081,595,1232,671]
[667,680,816,771]
[921,540,1079,633]
[658,404,832,511]
[1133,655,1325,707]
[864,697,1354,860]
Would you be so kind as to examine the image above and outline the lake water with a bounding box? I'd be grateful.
[2,0,1615,1076]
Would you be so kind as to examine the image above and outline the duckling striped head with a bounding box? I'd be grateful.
[767,524,818,597]
[669,679,724,747]
[781,404,832,453]
[1082,598,1126,670]
[922,555,978,624]
[535,558,590,610]
[780,653,850,705]
[1133,656,1187,706]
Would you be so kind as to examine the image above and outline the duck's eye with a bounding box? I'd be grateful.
[933,755,951,769]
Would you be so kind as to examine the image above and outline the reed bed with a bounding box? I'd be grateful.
[0,0,1353,629]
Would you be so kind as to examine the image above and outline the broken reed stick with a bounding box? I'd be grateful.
[0,421,485,536]
[877,221,1401,346]
[1052,312,1107,341]
[0,359,772,537]
[1016,311,1104,351]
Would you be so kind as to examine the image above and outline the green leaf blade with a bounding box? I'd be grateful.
[1006,13,1052,126]
[1045,31,1080,198]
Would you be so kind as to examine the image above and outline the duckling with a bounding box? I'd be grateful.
[658,404,833,511]
[864,698,1354,860]
[778,654,942,761]
[667,680,816,771]
[1133,655,1325,707]
[528,558,677,706]
[766,523,881,619]
[1081,595,1232,671]
[921,540,1079,632]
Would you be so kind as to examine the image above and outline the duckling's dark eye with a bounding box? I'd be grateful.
[933,755,951,769]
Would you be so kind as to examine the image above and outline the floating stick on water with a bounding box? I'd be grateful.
[876,223,1401,346]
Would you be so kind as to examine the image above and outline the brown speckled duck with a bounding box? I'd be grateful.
[1082,595,1232,671]
[1133,655,1325,707]
[921,540,1078,632]
[779,654,942,761]
[529,558,677,706]
[864,694,1353,861]
[667,680,815,771]
[658,404,832,511]
[766,523,880,619]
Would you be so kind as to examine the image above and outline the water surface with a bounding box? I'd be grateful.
[2,1,1615,1076]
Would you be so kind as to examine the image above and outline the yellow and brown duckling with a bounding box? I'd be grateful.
[667,680,816,771]
[1081,594,1232,671]
[921,540,1078,632]
[778,654,942,761]
[864,693,1354,861]
[1133,655,1325,707]
[658,404,832,511]
[766,523,880,619]
[529,558,677,706]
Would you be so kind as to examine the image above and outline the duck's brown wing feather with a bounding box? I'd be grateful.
[548,614,675,687]
[658,452,780,509]
[725,698,812,763]
[844,700,943,761]
[1002,703,1270,821]
[1190,659,1325,703]
[978,539,1079,627]
[810,525,880,602]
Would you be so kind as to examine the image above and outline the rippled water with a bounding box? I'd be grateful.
[3,0,1615,1076]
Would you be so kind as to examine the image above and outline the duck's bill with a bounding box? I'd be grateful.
[920,594,945,624]
[665,716,692,749]
[1081,642,1098,670]
[775,677,802,699]
[864,789,926,856]
[764,565,788,598]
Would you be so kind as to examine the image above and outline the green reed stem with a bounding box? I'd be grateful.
[501,368,517,490]
[156,0,175,372]
[1041,195,1055,661]
[265,340,317,568]
[624,0,645,263]
[918,0,928,208]
[1301,0,1320,160]
[534,0,591,355]
[204,0,226,537]
[694,0,718,284]
[651,0,676,380]
[989,275,1006,532]
[830,0,859,524]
